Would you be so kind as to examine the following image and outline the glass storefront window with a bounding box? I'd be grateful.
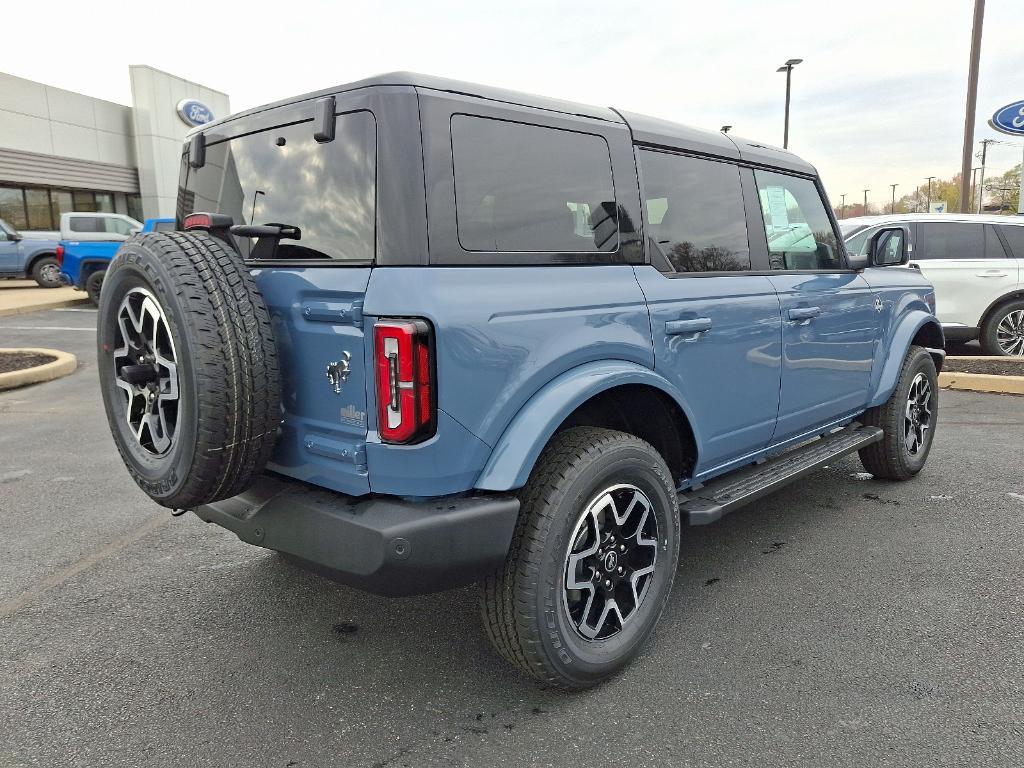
[0,186,27,230]
[126,194,144,223]
[25,188,52,230]
[51,190,74,226]
[94,192,114,213]
[72,190,97,212]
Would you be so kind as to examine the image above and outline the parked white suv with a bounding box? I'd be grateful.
[842,214,1024,355]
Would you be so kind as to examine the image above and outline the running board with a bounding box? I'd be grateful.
[679,423,883,526]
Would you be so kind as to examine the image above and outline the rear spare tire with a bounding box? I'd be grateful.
[97,232,281,510]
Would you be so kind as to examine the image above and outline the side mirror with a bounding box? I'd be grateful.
[869,227,909,267]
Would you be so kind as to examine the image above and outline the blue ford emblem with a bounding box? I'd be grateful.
[989,100,1024,136]
[176,98,214,127]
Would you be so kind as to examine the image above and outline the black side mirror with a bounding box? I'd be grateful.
[869,226,909,267]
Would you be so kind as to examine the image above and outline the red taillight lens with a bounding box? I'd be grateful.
[183,213,211,230]
[374,319,435,444]
[55,244,64,266]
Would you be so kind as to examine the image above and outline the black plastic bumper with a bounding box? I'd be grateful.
[193,474,520,596]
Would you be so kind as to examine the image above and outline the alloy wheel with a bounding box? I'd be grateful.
[112,288,180,455]
[996,309,1024,356]
[563,484,659,640]
[903,372,933,456]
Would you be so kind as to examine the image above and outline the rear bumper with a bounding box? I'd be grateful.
[193,474,520,596]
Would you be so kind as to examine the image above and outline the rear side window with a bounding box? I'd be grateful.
[638,150,749,272]
[918,222,985,259]
[754,171,841,270]
[451,115,617,253]
[996,224,1024,258]
[69,216,103,233]
[179,111,376,262]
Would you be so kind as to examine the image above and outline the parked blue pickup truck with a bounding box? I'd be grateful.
[57,215,172,303]
[96,74,943,689]
[0,218,61,287]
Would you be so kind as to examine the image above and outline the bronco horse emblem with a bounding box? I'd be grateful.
[326,351,352,395]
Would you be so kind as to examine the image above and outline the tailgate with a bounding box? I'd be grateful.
[255,267,373,495]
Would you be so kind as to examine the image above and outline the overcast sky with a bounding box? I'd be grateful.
[6,0,1023,208]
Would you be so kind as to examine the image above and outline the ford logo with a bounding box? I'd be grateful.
[989,99,1024,136]
[176,98,214,127]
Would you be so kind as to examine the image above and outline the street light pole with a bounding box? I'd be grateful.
[925,176,935,212]
[840,193,846,219]
[977,138,996,213]
[958,0,986,212]
[863,189,870,215]
[890,184,898,214]
[776,59,803,149]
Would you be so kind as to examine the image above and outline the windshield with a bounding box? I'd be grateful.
[838,222,867,237]
[177,110,376,262]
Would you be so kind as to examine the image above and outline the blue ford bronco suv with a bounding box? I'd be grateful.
[97,73,943,689]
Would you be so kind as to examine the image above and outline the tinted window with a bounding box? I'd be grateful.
[452,116,617,253]
[639,150,749,272]
[919,222,984,259]
[69,216,104,233]
[754,170,841,270]
[180,111,376,262]
[998,224,1024,258]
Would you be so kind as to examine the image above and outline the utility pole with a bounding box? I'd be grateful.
[839,193,846,219]
[890,184,898,214]
[925,176,935,211]
[863,189,870,215]
[971,166,981,210]
[977,138,996,213]
[958,0,985,212]
[777,59,803,149]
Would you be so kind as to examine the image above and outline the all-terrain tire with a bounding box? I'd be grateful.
[85,269,105,305]
[481,427,680,689]
[97,232,281,510]
[31,255,62,288]
[858,345,938,480]
[980,299,1024,357]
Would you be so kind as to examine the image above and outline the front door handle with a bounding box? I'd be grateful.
[665,317,712,336]
[787,306,822,322]
[976,270,1009,278]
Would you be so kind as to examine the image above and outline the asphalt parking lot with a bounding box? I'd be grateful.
[2,308,1023,768]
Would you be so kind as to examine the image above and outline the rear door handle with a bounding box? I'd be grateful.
[665,317,712,336]
[976,270,1009,277]
[787,306,822,322]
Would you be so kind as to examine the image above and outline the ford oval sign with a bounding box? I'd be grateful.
[989,100,1024,136]
[176,98,214,127]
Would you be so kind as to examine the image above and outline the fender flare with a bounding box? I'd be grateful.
[25,249,57,274]
[867,311,944,409]
[473,360,700,492]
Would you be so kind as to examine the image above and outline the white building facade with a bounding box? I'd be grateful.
[0,66,229,230]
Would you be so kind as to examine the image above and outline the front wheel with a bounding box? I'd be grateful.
[859,345,938,480]
[481,427,680,689]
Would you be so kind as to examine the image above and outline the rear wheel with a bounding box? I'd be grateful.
[97,232,281,509]
[481,427,680,689]
[858,345,938,480]
[85,270,105,305]
[980,299,1024,356]
[31,256,62,288]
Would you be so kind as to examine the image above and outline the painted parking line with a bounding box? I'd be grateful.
[54,308,97,313]
[0,326,96,331]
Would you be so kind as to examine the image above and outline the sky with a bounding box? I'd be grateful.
[5,0,1024,209]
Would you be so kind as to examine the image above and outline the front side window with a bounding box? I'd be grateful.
[639,150,750,272]
[844,225,879,256]
[105,217,137,236]
[918,222,984,259]
[452,115,618,253]
[755,171,841,270]
[179,110,377,262]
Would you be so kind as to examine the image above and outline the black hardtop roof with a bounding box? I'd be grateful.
[192,71,815,175]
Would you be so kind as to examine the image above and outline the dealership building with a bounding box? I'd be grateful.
[0,66,229,231]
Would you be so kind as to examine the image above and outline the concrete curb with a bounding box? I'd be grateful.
[0,348,78,391]
[939,372,1024,395]
[0,296,89,317]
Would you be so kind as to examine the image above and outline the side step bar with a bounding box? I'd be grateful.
[679,423,883,526]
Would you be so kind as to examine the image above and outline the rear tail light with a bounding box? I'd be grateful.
[374,319,435,444]
[55,244,64,266]
[183,213,212,230]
